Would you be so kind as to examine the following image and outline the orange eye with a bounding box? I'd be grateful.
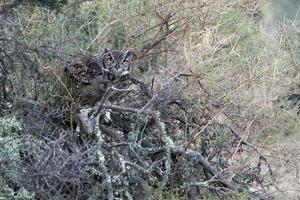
[107,57,114,64]
[123,59,128,64]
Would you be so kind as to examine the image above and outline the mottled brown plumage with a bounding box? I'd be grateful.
[65,53,102,84]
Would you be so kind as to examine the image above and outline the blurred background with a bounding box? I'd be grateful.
[271,0,300,21]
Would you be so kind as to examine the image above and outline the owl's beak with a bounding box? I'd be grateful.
[120,71,129,75]
[102,68,110,73]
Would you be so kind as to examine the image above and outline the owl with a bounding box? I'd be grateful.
[98,48,133,80]
[66,48,133,84]
[65,48,134,105]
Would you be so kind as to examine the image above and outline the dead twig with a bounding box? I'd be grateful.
[139,73,192,113]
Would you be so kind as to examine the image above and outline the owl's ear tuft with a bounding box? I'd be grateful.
[125,50,133,58]
[104,48,110,53]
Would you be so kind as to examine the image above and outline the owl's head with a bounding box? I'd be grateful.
[100,48,133,76]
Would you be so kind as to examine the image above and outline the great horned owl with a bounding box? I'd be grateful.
[65,48,134,106]
[99,48,133,79]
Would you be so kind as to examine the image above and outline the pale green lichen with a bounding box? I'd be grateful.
[0,116,22,135]
[0,178,35,200]
[0,178,15,200]
[0,136,22,163]
[15,187,36,200]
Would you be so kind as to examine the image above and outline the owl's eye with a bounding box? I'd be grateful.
[122,59,129,64]
[106,56,114,64]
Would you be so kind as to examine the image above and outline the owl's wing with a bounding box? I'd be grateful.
[65,53,102,84]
